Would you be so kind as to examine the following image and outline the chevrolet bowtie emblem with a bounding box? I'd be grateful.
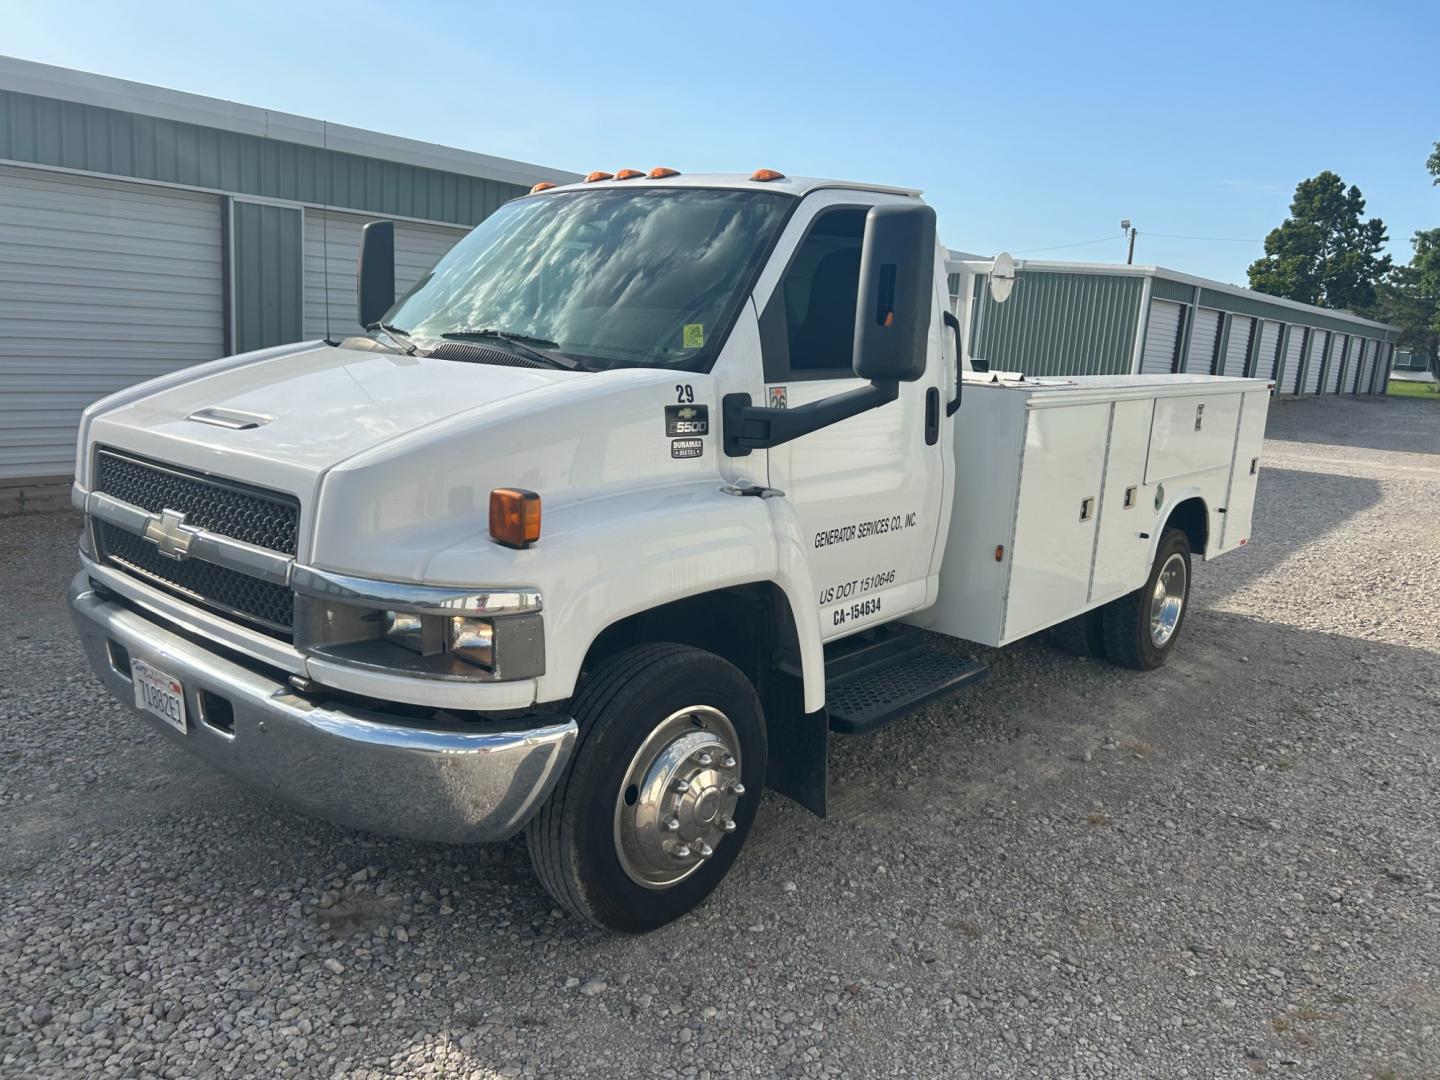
[142,508,198,561]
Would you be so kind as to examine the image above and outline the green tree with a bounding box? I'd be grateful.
[1375,228,1440,364]
[1247,171,1390,310]
[1428,140,1439,184]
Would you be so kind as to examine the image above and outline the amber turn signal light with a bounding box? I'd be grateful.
[585,171,613,183]
[489,488,542,548]
[530,181,556,194]
[614,168,645,180]
[750,168,785,182]
[648,167,680,178]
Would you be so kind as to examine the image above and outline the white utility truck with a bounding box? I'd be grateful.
[68,169,1270,932]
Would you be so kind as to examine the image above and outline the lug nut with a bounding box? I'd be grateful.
[694,750,714,767]
[719,816,736,833]
[695,841,714,858]
[664,815,680,832]
[673,844,692,859]
[727,781,746,796]
[673,778,691,794]
[721,754,737,769]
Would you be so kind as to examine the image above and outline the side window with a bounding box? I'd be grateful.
[761,208,867,380]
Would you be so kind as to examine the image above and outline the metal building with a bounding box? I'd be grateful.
[948,257,1398,394]
[0,56,576,488]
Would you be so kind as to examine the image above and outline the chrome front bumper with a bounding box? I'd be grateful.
[68,572,577,844]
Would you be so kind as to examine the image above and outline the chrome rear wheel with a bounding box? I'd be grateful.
[1148,552,1187,648]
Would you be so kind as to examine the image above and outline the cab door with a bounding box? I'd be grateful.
[751,191,950,640]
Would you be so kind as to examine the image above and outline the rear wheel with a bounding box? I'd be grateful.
[1101,528,1191,670]
[1049,608,1107,659]
[526,643,766,933]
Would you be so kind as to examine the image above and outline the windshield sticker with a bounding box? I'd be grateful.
[671,438,704,460]
[682,324,705,348]
[665,404,709,437]
[768,386,788,409]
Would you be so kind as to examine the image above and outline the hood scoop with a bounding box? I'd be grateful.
[425,342,548,369]
[187,406,272,430]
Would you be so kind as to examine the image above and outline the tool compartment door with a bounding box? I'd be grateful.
[1002,402,1110,642]
[1145,392,1242,484]
[1218,389,1270,553]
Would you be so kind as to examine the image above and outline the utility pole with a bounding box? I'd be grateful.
[1121,219,1137,264]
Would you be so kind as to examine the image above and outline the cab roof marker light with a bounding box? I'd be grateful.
[750,168,785,182]
[648,167,681,179]
[529,181,557,194]
[613,168,645,180]
[585,171,614,183]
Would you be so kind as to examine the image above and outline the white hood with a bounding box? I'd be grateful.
[85,343,577,498]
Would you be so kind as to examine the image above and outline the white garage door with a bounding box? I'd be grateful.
[1352,340,1371,393]
[1224,315,1254,376]
[303,209,470,341]
[0,165,224,481]
[1188,308,1222,375]
[1140,300,1184,374]
[1302,330,1327,393]
[1279,327,1304,394]
[1255,321,1282,381]
[1326,334,1347,393]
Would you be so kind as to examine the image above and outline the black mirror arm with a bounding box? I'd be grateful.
[722,382,899,457]
[944,310,963,416]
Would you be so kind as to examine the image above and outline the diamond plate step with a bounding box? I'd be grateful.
[825,644,988,735]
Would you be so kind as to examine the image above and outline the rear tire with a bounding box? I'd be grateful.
[1101,528,1191,671]
[526,643,766,933]
[1049,608,1107,659]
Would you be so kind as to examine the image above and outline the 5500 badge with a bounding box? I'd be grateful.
[664,403,708,437]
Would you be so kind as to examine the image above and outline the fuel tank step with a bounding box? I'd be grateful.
[823,625,988,735]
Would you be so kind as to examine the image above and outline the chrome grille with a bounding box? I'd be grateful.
[92,448,299,638]
[95,449,299,555]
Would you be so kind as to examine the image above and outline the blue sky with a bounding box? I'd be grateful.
[5,0,1436,283]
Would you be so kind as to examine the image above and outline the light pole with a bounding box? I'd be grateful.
[1120,220,1137,265]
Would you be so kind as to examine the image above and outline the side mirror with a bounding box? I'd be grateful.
[357,220,396,328]
[853,203,937,383]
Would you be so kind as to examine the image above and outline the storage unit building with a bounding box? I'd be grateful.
[947,257,1397,395]
[0,56,577,487]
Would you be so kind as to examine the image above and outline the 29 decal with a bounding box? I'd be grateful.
[675,384,694,404]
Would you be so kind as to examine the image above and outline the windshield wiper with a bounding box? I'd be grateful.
[440,328,587,371]
[365,321,416,355]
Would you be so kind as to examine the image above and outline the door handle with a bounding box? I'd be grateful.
[943,311,963,415]
[925,387,940,445]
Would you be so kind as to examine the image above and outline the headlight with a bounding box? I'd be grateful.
[381,611,425,654]
[448,617,495,669]
[297,598,541,681]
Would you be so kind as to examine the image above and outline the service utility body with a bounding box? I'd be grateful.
[68,169,1272,931]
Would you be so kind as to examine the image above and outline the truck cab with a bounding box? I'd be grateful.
[68,170,1269,932]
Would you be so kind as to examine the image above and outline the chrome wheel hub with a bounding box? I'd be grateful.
[613,705,743,889]
[1149,552,1187,648]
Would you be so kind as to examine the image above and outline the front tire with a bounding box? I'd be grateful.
[1100,528,1191,671]
[526,643,767,933]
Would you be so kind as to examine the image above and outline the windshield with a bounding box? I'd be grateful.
[383,188,793,371]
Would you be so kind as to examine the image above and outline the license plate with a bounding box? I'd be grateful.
[131,659,187,733]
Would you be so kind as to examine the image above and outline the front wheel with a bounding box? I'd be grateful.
[1100,528,1192,670]
[526,643,767,933]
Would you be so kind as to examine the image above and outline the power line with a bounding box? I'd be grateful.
[1012,234,1125,255]
[1146,231,1259,244]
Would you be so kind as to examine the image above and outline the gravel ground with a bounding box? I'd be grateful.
[2,394,1438,1079]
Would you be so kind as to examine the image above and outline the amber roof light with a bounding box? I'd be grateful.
[585,171,614,183]
[614,168,645,180]
[529,181,556,194]
[648,167,681,179]
[750,168,786,182]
